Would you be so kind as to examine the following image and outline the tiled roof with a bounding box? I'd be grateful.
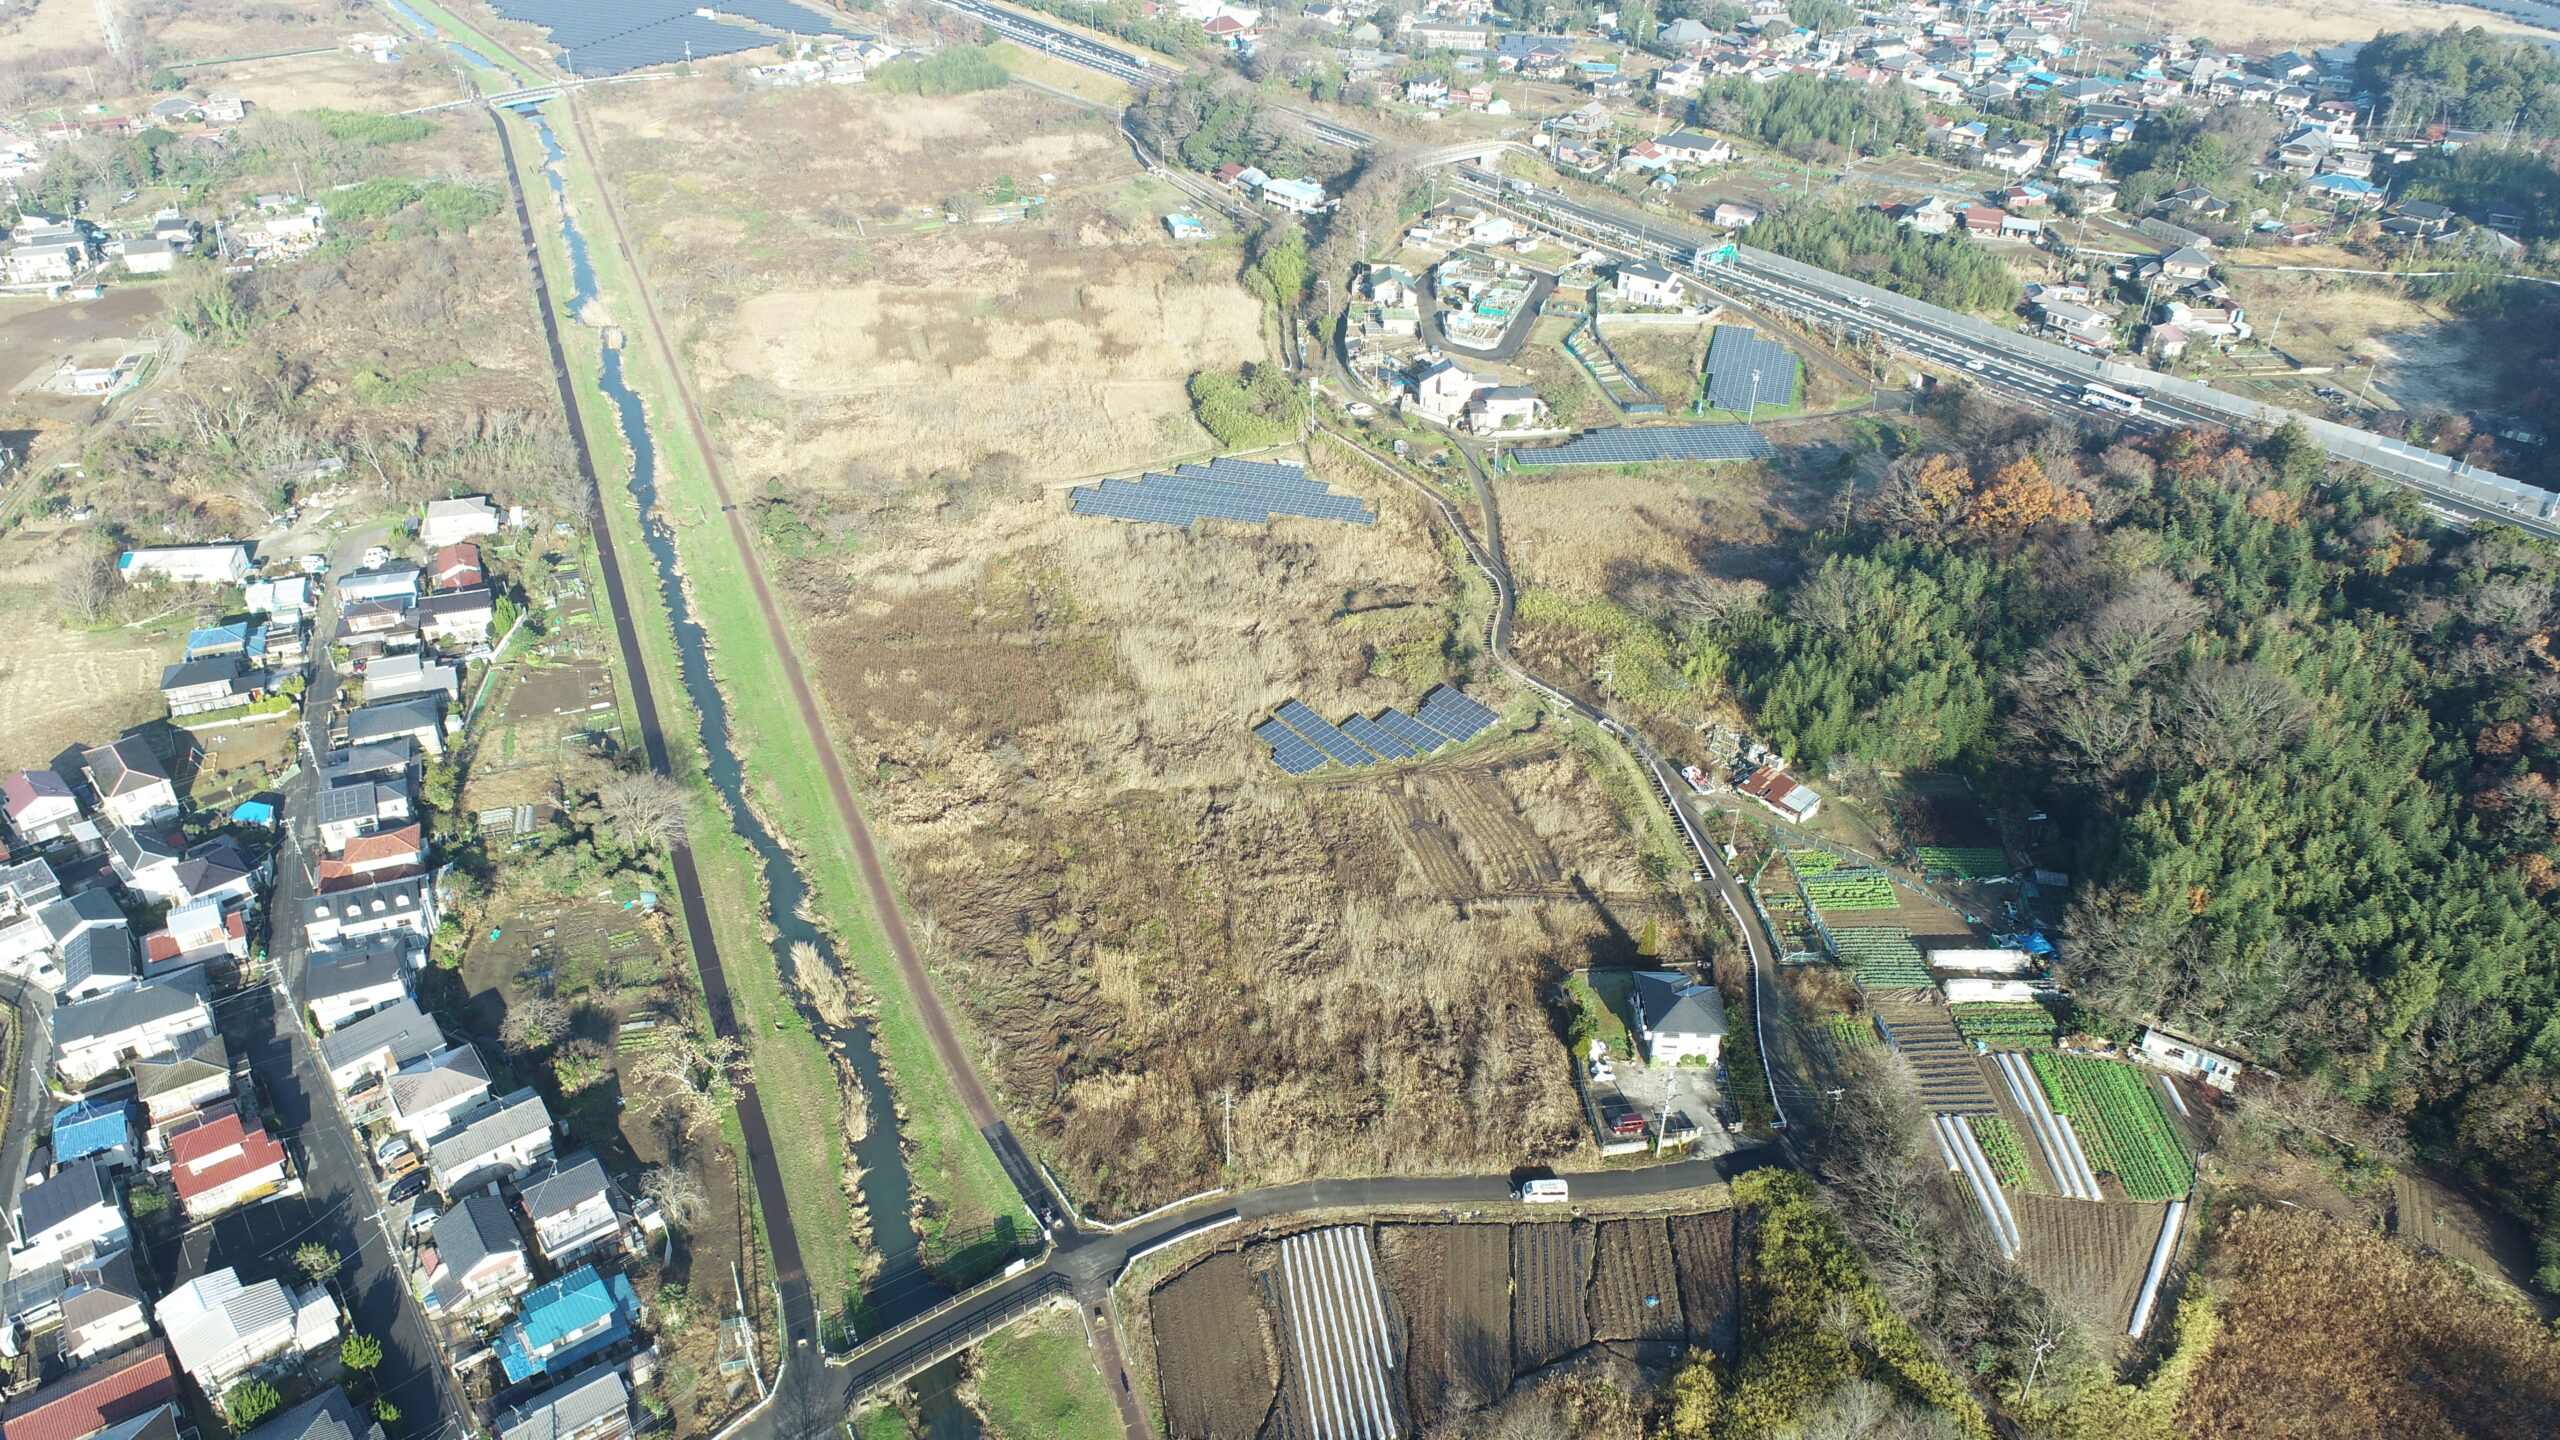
[168,1109,286,1201]
[0,1340,178,1440]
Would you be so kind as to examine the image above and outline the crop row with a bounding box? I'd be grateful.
[2029,1053,2192,1202]
[1819,1012,1880,1059]
[1949,1002,2056,1047]
[1967,1115,2032,1191]
[1785,848,1840,876]
[1803,870,1899,910]
[1916,846,2008,878]
[1829,927,1934,988]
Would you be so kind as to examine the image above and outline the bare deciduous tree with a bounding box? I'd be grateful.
[502,995,570,1053]
[640,1164,709,1230]
[2176,660,2310,769]
[598,772,689,853]
[51,547,120,625]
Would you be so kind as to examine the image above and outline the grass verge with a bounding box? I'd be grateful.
[970,1303,1122,1440]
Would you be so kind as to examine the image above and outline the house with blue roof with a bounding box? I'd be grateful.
[494,1267,639,1384]
[52,1100,134,1168]
[183,622,267,664]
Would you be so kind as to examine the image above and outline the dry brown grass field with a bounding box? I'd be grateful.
[598,80,1682,1216]
[2088,0,2551,44]
[588,80,1263,486]
[2178,1206,2560,1439]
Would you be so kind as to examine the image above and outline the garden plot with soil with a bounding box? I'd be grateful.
[586,79,1265,487]
[1148,1210,1738,1437]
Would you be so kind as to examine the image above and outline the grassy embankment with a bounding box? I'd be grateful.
[495,105,856,1306]
[967,1304,1122,1440]
[530,97,1029,1262]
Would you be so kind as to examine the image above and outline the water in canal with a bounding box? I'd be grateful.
[515,108,954,1338]
[380,0,508,72]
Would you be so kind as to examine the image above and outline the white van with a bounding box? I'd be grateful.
[1517,1178,1570,1204]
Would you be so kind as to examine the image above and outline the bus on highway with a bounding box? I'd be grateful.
[2080,383,2146,415]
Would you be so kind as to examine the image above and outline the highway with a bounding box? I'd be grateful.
[931,0,1174,85]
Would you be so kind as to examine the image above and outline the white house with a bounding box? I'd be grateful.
[318,997,444,1093]
[159,1268,335,1391]
[336,565,422,606]
[494,1364,632,1440]
[51,975,215,1087]
[2138,1026,2244,1092]
[517,1152,632,1267]
[302,873,436,948]
[8,1157,128,1272]
[1631,970,1728,1066]
[317,780,412,851]
[306,946,410,1033]
[426,1088,556,1195]
[116,545,251,587]
[5,770,83,842]
[81,738,178,829]
[120,236,177,274]
[58,1250,150,1363]
[1614,258,1686,308]
[388,1045,493,1149]
[420,1192,533,1319]
[420,495,502,547]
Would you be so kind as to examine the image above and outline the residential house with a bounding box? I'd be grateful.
[306,947,410,1033]
[133,1031,232,1130]
[1959,205,2008,236]
[184,621,264,662]
[200,91,247,124]
[1656,131,1734,167]
[495,1267,640,1384]
[2157,245,2214,282]
[0,1341,179,1440]
[0,862,64,981]
[319,998,444,1094]
[2158,300,2248,339]
[2393,199,2454,234]
[336,566,421,606]
[52,976,215,1087]
[517,1153,633,1267]
[10,1158,128,1271]
[426,1088,555,1195]
[1411,358,1492,426]
[2036,299,2116,348]
[494,1365,631,1440]
[6,770,82,843]
[2277,127,2332,171]
[1256,178,1328,215]
[105,824,187,906]
[237,1391,386,1440]
[387,1045,492,1149]
[344,698,445,759]
[1631,970,1728,1065]
[1711,201,1762,228]
[420,496,502,547]
[59,925,141,1003]
[1983,140,2045,176]
[50,1100,134,1169]
[6,238,86,283]
[58,1249,150,1363]
[1614,258,1685,307]
[141,894,249,974]
[1885,196,1955,234]
[243,576,312,619]
[316,783,411,851]
[419,1192,534,1319]
[2079,184,2119,213]
[317,824,424,891]
[159,1267,335,1392]
[2137,1026,2244,1092]
[2274,222,2321,246]
[427,543,483,592]
[2301,172,2380,205]
[81,739,176,829]
[119,236,175,274]
[418,587,497,648]
[116,545,250,587]
[1462,386,1546,435]
[172,837,259,908]
[1737,762,1821,822]
[167,1105,289,1220]
[300,873,435,948]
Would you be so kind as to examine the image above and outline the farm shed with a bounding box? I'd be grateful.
[2137,1027,2244,1092]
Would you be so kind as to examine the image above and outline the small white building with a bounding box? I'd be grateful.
[1613,258,1685,308]
[426,1088,556,1195]
[305,946,411,1033]
[120,236,177,274]
[160,1267,334,1392]
[116,544,251,586]
[318,997,444,1093]
[420,495,502,547]
[1631,970,1728,1066]
[2138,1027,2244,1092]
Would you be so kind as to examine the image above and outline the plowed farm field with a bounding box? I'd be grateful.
[1588,1219,1684,1342]
[1510,1221,1593,1373]
[1668,1211,1739,1357]
[1152,1252,1276,1440]
[2013,1195,2170,1342]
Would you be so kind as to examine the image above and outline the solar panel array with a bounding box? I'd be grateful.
[1253,686,1501,774]
[485,0,841,76]
[1071,458,1375,528]
[1511,424,1776,468]
[1703,326,1801,414]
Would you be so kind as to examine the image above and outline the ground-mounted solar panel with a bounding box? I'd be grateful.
[1069,462,1375,527]
[1703,327,1801,414]
[1275,700,1379,767]
[1337,714,1418,760]
[1422,685,1501,731]
[1255,718,1330,775]
[1375,708,1453,752]
[1512,424,1776,469]
[1417,690,1495,741]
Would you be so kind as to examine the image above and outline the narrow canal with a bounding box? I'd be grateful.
[512,106,954,1339]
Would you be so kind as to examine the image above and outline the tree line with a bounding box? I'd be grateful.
[1692,73,1926,162]
[2359,27,2560,139]
[1745,200,2024,315]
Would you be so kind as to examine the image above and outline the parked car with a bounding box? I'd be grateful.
[386,1171,432,1203]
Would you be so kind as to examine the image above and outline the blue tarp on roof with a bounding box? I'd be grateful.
[51,1100,132,1163]
[495,1268,638,1383]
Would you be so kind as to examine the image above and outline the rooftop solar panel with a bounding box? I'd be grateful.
[1275,701,1379,767]
[1374,709,1452,752]
[1254,719,1330,775]
[1512,424,1776,469]
[1338,714,1419,760]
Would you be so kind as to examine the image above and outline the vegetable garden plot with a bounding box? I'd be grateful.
[1587,1220,1684,1342]
[1667,1212,1738,1358]
[1509,1221,1592,1374]
[1274,1227,1404,1440]
[1375,1227,1451,1429]
[1828,927,1934,989]
[1950,1002,2057,1048]
[1916,845,2008,877]
[2029,1054,2193,1203]
[1968,1114,2036,1191]
[1802,867,1899,912]
[1443,1226,1512,1404]
[1151,1252,1277,1440]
